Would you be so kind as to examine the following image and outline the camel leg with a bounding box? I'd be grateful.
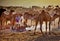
[58,18,60,29]
[45,22,47,34]
[0,20,2,29]
[40,22,43,34]
[54,20,55,27]
[49,21,51,35]
[34,20,38,35]
[0,21,2,25]
[31,20,32,26]
[58,21,59,28]
[24,19,27,27]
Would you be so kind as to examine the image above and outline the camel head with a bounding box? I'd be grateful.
[41,10,46,14]
[52,14,60,21]
[53,6,60,15]
[0,8,6,17]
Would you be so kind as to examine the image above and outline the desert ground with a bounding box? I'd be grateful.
[0,17,60,41]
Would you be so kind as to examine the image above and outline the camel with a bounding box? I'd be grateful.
[53,5,60,28]
[0,8,6,25]
[23,12,33,27]
[34,10,51,34]
[0,9,16,29]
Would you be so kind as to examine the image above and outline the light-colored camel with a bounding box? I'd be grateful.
[53,5,60,28]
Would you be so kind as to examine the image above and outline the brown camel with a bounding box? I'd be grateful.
[34,10,59,35]
[23,12,33,27]
[1,9,16,27]
[35,10,51,34]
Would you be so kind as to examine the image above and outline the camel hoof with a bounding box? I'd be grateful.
[49,32,51,35]
[33,33,36,35]
[44,32,47,35]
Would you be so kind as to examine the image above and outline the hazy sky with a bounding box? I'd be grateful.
[0,0,60,7]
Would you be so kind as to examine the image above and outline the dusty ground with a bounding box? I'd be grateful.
[0,31,60,41]
[0,31,41,41]
[35,35,60,41]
